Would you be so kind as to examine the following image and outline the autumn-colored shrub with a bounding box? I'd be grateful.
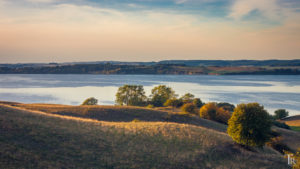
[181,103,197,114]
[199,102,231,124]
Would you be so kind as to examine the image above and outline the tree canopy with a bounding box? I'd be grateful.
[164,98,182,108]
[181,103,197,114]
[115,85,147,106]
[193,98,204,108]
[199,102,231,124]
[217,102,235,112]
[274,109,289,120]
[227,103,272,147]
[180,93,195,104]
[82,97,98,105]
[150,85,177,107]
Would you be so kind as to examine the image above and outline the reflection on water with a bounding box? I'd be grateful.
[0,74,299,115]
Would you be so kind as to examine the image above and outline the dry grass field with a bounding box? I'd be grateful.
[281,115,300,126]
[0,102,295,168]
[280,115,300,132]
[3,102,227,132]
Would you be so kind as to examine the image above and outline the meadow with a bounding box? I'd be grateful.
[1,102,298,168]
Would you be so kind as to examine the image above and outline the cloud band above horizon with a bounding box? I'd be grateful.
[0,0,299,63]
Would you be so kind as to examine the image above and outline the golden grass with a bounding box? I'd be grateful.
[0,103,289,168]
[281,115,300,126]
[3,102,227,132]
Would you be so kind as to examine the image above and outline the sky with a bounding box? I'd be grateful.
[0,0,299,63]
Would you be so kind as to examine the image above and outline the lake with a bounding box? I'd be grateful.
[0,74,299,116]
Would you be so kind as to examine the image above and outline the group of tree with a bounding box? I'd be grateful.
[115,84,235,124]
[115,84,204,109]
[83,85,293,150]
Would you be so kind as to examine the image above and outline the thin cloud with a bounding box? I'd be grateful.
[229,0,292,22]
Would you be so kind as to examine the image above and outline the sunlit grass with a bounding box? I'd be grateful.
[0,103,289,168]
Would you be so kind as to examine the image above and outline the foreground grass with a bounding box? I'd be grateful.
[0,104,287,169]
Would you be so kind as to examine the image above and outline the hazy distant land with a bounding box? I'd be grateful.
[1,60,300,75]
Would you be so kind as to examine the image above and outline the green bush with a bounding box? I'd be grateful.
[274,109,289,120]
[227,103,272,148]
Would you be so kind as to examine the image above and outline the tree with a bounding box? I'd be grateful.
[199,102,231,124]
[150,85,177,107]
[217,102,235,112]
[274,109,289,120]
[180,93,195,104]
[193,98,204,108]
[82,97,98,105]
[164,98,182,108]
[181,103,197,114]
[115,85,147,106]
[227,103,272,148]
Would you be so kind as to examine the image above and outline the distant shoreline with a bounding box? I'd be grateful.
[1,60,300,75]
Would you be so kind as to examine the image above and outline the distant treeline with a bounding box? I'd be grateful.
[158,59,300,67]
[0,63,300,75]
[1,59,300,68]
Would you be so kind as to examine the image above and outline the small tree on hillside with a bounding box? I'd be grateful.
[181,103,197,114]
[217,102,235,112]
[199,102,219,120]
[82,97,98,105]
[180,93,195,104]
[199,102,231,124]
[164,98,182,109]
[274,109,289,120]
[227,103,272,148]
[193,98,204,108]
[150,85,177,107]
[115,85,147,106]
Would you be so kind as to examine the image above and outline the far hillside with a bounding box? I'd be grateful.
[281,115,300,132]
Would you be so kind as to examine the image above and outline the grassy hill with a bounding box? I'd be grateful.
[0,102,292,168]
[281,115,300,132]
[3,102,226,132]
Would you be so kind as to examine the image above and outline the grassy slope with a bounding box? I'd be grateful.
[6,103,227,132]
[281,115,300,126]
[0,103,289,169]
[281,115,300,132]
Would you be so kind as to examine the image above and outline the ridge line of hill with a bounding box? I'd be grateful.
[0,103,228,134]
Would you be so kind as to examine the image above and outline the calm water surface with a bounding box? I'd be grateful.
[0,74,299,116]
